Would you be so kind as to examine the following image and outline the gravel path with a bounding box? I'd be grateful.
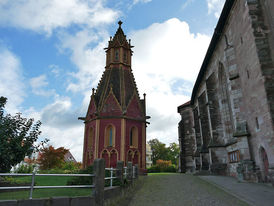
[129,173,250,206]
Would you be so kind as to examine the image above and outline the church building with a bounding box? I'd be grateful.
[178,0,274,185]
[80,21,148,171]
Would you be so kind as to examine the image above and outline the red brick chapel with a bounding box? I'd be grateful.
[80,21,148,171]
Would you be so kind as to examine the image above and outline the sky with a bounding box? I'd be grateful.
[0,0,225,161]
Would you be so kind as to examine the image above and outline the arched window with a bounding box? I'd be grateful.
[105,125,115,147]
[109,127,113,146]
[129,127,138,148]
[115,49,119,61]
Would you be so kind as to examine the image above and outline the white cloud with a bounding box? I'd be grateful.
[133,0,152,5]
[181,0,195,10]
[129,18,210,144]
[207,0,225,18]
[49,64,61,77]
[0,47,25,113]
[30,75,48,89]
[25,96,84,161]
[0,0,119,35]
[58,29,108,93]
[30,74,56,97]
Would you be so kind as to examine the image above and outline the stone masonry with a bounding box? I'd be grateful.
[178,0,274,185]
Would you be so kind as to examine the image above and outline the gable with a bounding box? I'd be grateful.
[86,98,97,120]
[100,92,122,117]
[126,94,143,118]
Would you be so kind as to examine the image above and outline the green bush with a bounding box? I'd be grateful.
[165,165,177,173]
[147,164,177,173]
[67,165,94,185]
[147,165,161,173]
[38,168,67,174]
[14,164,35,173]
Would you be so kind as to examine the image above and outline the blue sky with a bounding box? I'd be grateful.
[0,0,225,161]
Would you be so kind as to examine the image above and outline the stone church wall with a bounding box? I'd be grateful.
[178,0,274,185]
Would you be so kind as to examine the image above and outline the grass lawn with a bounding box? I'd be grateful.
[0,176,92,200]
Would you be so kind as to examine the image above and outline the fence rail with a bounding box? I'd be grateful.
[0,172,95,199]
[0,159,139,205]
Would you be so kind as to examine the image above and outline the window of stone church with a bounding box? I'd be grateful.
[228,150,239,163]
[255,117,260,130]
[130,126,138,148]
[105,125,115,147]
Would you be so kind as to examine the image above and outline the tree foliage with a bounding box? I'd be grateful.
[167,142,180,165]
[148,138,179,165]
[37,145,68,170]
[0,96,45,172]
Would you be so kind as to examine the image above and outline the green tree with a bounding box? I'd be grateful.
[148,138,169,164]
[167,142,180,165]
[0,96,45,172]
[148,139,180,166]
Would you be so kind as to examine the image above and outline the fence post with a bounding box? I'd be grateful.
[93,158,105,206]
[29,172,35,199]
[127,162,133,182]
[116,161,124,185]
[134,164,139,179]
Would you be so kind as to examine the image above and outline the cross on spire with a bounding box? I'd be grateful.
[118,20,123,28]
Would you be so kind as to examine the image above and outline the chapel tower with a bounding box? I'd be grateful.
[81,21,148,171]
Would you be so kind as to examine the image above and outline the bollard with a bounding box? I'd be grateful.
[93,158,105,206]
[134,164,139,179]
[116,161,124,185]
[127,162,133,181]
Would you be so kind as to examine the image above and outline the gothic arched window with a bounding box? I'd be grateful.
[129,126,138,148]
[105,125,115,147]
[115,49,119,61]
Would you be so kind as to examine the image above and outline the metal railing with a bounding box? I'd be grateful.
[105,167,118,187]
[0,172,95,199]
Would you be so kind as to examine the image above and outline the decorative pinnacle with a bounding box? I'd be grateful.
[118,20,123,28]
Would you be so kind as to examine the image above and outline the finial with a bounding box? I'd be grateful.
[92,88,95,95]
[118,20,123,28]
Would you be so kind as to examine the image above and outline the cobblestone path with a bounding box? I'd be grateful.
[129,173,250,206]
